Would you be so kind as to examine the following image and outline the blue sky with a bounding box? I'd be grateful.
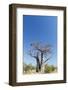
[23,15,57,66]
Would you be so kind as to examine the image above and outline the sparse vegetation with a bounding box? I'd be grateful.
[23,63,36,74]
[44,64,57,73]
[23,63,57,74]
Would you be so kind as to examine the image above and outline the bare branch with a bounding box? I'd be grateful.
[31,43,52,53]
[28,50,37,59]
[30,43,42,52]
[42,57,51,65]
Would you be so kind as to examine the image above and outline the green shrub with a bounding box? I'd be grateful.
[23,63,35,74]
[44,64,56,73]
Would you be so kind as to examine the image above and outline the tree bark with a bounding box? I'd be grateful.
[36,58,41,72]
[41,52,43,66]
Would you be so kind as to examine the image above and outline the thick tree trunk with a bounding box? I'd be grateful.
[40,52,44,72]
[36,52,44,73]
[41,52,43,65]
[36,58,41,72]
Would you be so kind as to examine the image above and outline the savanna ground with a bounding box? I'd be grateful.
[23,63,57,74]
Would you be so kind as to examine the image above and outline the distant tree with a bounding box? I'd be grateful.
[29,42,52,73]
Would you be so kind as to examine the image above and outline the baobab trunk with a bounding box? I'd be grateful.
[36,52,44,73]
[40,52,44,72]
[36,57,41,72]
[36,58,39,72]
[41,52,43,65]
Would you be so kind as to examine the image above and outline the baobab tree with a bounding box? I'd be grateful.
[29,42,52,73]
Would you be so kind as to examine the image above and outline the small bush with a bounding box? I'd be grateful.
[44,64,56,73]
[23,63,35,74]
